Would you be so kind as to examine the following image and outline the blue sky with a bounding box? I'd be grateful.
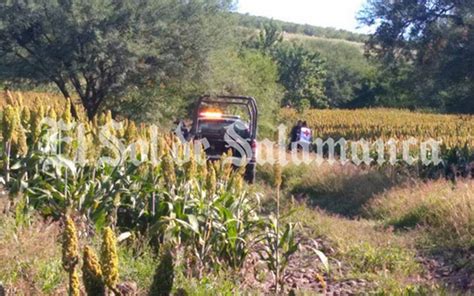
[237,0,368,33]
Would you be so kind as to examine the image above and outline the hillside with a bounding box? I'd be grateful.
[283,32,364,48]
[234,12,368,43]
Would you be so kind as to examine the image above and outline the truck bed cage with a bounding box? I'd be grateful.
[191,95,258,138]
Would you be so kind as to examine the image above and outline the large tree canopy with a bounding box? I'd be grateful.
[0,0,233,119]
[359,0,474,113]
[273,44,327,108]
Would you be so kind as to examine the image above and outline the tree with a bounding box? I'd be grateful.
[297,38,375,107]
[359,0,474,113]
[235,13,368,43]
[254,21,284,54]
[0,0,233,119]
[203,48,283,137]
[273,44,327,108]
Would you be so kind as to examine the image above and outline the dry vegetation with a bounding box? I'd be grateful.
[0,90,67,111]
[281,108,474,150]
[0,93,472,294]
[0,215,65,295]
[283,32,365,49]
[270,161,474,294]
[365,181,474,251]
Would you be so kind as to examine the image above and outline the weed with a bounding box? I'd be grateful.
[118,244,156,293]
[35,258,64,294]
[347,242,419,276]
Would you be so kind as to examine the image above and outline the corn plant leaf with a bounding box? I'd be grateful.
[187,214,199,233]
[310,247,330,273]
[10,161,22,170]
[175,217,198,234]
[117,232,132,242]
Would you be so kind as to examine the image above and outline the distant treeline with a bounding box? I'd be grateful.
[1,0,471,132]
[235,13,368,43]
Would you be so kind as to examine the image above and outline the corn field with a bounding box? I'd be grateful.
[0,91,299,286]
[280,108,474,163]
[0,90,66,111]
[2,91,471,293]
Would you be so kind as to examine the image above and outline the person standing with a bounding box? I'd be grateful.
[299,121,312,146]
[289,120,303,149]
[174,119,189,141]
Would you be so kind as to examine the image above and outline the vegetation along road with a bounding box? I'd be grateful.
[0,0,473,295]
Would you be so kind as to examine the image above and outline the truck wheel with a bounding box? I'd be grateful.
[244,163,256,184]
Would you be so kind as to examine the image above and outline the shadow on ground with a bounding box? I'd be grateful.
[281,164,412,217]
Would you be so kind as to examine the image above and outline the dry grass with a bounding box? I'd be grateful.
[0,90,67,111]
[364,180,474,251]
[291,164,403,216]
[286,205,424,292]
[258,153,408,217]
[289,204,417,254]
[282,32,365,49]
[274,160,473,254]
[271,162,473,292]
[0,214,65,295]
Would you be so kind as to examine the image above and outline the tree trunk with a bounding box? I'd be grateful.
[82,92,106,121]
[85,100,99,121]
[54,79,105,121]
[4,141,11,183]
[69,102,79,119]
[54,80,79,119]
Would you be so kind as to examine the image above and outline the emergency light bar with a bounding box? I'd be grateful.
[199,111,223,119]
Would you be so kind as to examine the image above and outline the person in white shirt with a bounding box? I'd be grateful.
[299,121,312,144]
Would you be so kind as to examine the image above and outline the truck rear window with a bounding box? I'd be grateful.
[198,119,250,138]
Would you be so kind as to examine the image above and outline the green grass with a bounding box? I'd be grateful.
[283,204,450,294]
[346,242,419,276]
[35,258,64,294]
[372,281,449,296]
[118,244,157,292]
[174,272,239,296]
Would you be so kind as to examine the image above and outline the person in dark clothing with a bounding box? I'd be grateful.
[289,120,303,150]
[181,121,189,141]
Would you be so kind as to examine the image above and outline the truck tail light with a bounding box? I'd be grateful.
[251,139,257,161]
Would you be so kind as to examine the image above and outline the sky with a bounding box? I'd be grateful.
[237,0,368,33]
